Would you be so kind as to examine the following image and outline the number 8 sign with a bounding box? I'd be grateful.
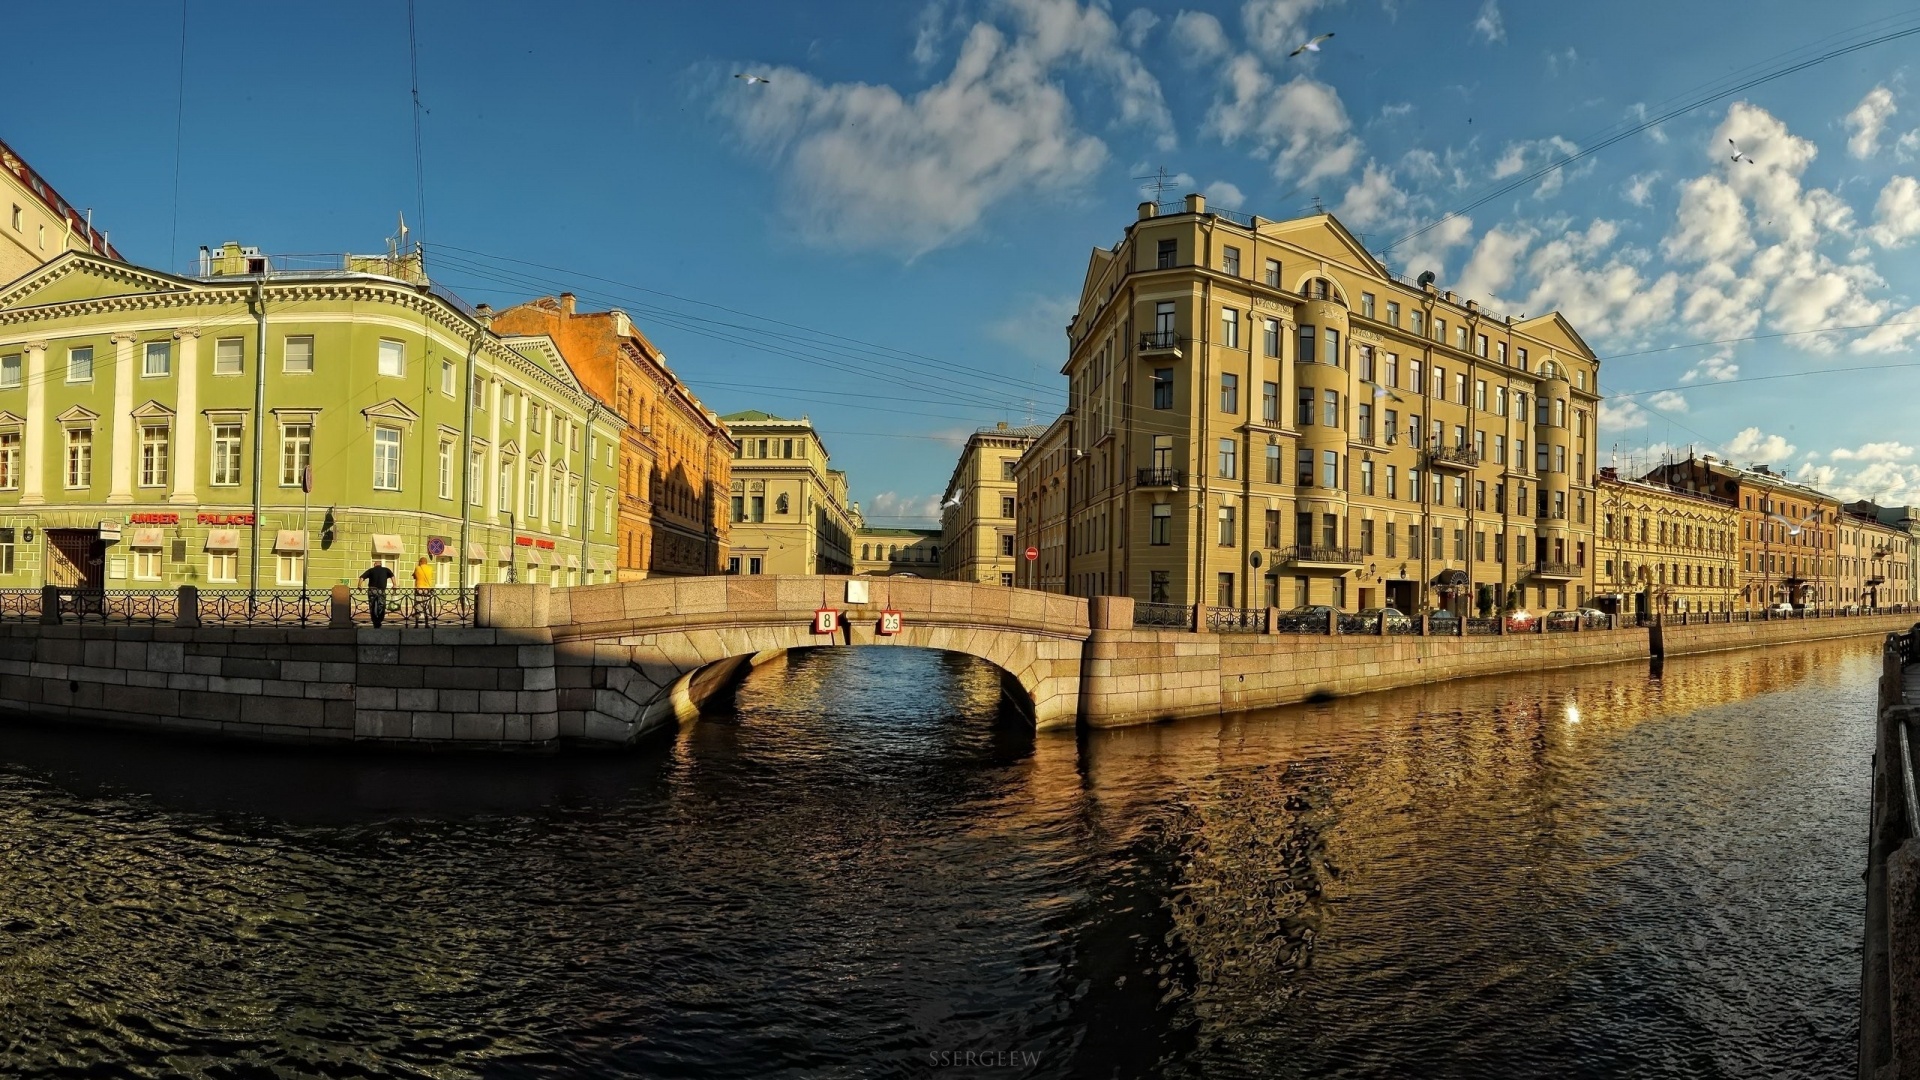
[813,608,839,634]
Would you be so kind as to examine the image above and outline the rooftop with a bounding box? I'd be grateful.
[0,137,120,261]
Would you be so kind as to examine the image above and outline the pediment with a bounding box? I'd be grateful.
[361,397,420,429]
[500,334,583,394]
[1513,312,1595,360]
[498,439,521,456]
[129,399,175,419]
[0,410,22,427]
[56,404,98,423]
[1259,214,1392,280]
[0,252,203,312]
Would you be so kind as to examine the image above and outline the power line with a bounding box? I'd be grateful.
[1609,360,1920,401]
[406,0,428,238]
[168,0,187,270]
[1596,313,1920,362]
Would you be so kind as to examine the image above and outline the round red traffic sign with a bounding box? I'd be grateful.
[1024,546,1038,561]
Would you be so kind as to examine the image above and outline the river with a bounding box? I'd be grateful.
[0,640,1876,1078]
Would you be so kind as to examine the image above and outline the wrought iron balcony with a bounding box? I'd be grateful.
[1427,445,1480,470]
[1281,544,1364,568]
[1137,467,1186,488]
[1138,330,1183,355]
[1531,560,1583,580]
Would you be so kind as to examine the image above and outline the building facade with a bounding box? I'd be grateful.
[1838,503,1913,609]
[1648,456,1839,610]
[853,525,941,576]
[1013,414,1071,592]
[0,247,620,591]
[1050,195,1601,615]
[721,411,856,575]
[0,138,121,286]
[940,422,1043,586]
[1594,468,1739,617]
[492,294,733,580]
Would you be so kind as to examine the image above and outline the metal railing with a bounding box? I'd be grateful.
[1532,561,1583,578]
[27,586,477,627]
[1281,545,1363,565]
[1335,613,1372,635]
[1465,617,1502,635]
[1137,467,1185,487]
[57,589,179,624]
[351,588,477,627]
[1134,601,1191,629]
[1138,330,1181,351]
[1427,445,1481,468]
[0,590,41,622]
[1207,607,1266,634]
[198,589,333,626]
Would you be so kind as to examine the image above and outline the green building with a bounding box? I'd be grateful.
[0,244,621,591]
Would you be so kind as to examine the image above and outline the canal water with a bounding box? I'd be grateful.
[0,640,1876,1079]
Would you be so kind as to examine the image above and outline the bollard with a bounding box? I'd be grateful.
[174,585,200,628]
[1326,608,1338,635]
[329,584,353,629]
[39,584,60,626]
[1266,606,1279,635]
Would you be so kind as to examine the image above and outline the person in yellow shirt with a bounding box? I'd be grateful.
[412,556,434,625]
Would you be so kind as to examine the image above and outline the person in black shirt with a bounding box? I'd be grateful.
[358,561,396,627]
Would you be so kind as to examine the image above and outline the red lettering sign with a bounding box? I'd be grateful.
[535,539,556,550]
[128,513,179,525]
[195,513,255,526]
[515,536,535,546]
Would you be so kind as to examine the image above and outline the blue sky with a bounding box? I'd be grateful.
[10,0,1920,523]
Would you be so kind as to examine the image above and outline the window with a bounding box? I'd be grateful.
[442,361,456,396]
[1536,443,1549,472]
[1361,459,1374,495]
[1218,572,1235,607]
[1218,504,1236,547]
[502,391,516,423]
[470,448,485,505]
[500,459,514,510]
[1386,464,1398,499]
[1387,523,1398,558]
[1475,379,1487,411]
[1260,318,1281,358]
[1002,459,1017,480]
[1297,324,1315,363]
[0,432,18,490]
[144,341,171,377]
[1454,373,1466,403]
[0,354,17,389]
[1456,325,1468,350]
[68,346,93,383]
[1265,444,1283,484]
[1324,327,1340,367]
[1151,503,1171,545]
[1435,317,1446,342]
[1324,514,1342,549]
[998,534,1015,557]
[373,427,402,490]
[1432,365,1446,398]
[1152,367,1173,409]
[437,440,454,499]
[1298,386,1315,425]
[1222,246,1241,276]
[1322,450,1339,488]
[1264,258,1281,286]
[1323,389,1339,428]
[1409,467,1421,502]
[1555,398,1567,427]
[377,339,405,377]
[1218,372,1239,414]
[139,424,169,487]
[1221,308,1240,349]
[1361,292,1376,319]
[1156,238,1177,268]
[1361,518,1375,555]
[1265,509,1282,547]
[1475,479,1486,510]
[134,550,161,581]
[1261,381,1278,424]
[1554,445,1566,473]
[1409,359,1422,393]
[211,423,242,486]
[277,552,304,586]
[1219,439,1237,479]
[280,423,312,486]
[1475,333,1488,357]
[284,335,314,373]
[1001,495,1016,518]
[208,552,237,583]
[214,337,244,375]
[65,428,91,488]
[1297,448,1313,486]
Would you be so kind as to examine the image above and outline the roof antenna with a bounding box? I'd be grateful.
[1133,166,1177,202]
[1310,195,1326,214]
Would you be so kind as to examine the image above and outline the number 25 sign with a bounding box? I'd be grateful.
[878,609,903,636]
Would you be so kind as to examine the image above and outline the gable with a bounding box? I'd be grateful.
[1513,312,1595,359]
[361,397,420,430]
[499,334,583,393]
[0,252,202,312]
[1258,214,1390,279]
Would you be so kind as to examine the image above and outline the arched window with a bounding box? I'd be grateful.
[889,545,898,560]
[862,544,870,560]
[775,493,790,515]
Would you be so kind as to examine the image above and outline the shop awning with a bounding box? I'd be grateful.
[524,548,542,566]
[204,529,240,552]
[496,545,514,563]
[274,529,306,553]
[1431,569,1469,587]
[129,528,164,549]
[371,534,404,556]
[466,542,487,562]
[566,553,580,570]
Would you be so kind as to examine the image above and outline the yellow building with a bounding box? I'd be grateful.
[0,138,121,285]
[721,411,855,575]
[1052,195,1601,616]
[940,422,1044,585]
[1013,414,1071,592]
[1595,469,1739,617]
[853,525,940,576]
[1649,456,1840,611]
[1838,506,1913,610]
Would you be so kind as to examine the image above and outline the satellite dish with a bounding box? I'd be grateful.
[1416,270,1436,289]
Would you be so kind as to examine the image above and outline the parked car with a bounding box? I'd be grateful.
[1767,602,1796,616]
[1575,607,1612,628]
[1352,606,1413,633]
[1505,609,1537,632]
[1275,604,1337,632]
[1427,609,1461,633]
[1542,609,1582,631]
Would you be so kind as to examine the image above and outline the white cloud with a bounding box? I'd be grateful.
[1627,102,1669,144]
[1624,171,1660,207]
[1471,0,1505,43]
[1392,212,1474,283]
[1849,304,1920,354]
[1796,463,1839,491]
[1830,441,1916,462]
[1379,101,1414,120]
[1205,179,1247,209]
[1899,129,1920,163]
[1206,60,1361,185]
[1726,426,1796,464]
[866,491,945,524]
[1120,7,1159,48]
[1240,0,1344,62]
[1680,352,1739,383]
[1454,225,1532,304]
[1663,175,1754,265]
[986,293,1077,364]
[1646,389,1689,413]
[1545,47,1577,77]
[1600,396,1650,431]
[1169,10,1230,63]
[1869,175,1920,248]
[1512,220,1678,340]
[720,0,1170,254]
[1490,135,1583,198]
[1334,160,1409,230]
[1846,86,1898,159]
[912,0,954,67]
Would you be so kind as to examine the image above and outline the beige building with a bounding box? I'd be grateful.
[1649,457,1840,610]
[1838,505,1912,609]
[1595,468,1739,617]
[0,138,121,285]
[854,524,941,576]
[1014,414,1072,592]
[1048,195,1600,615]
[721,411,855,575]
[940,422,1044,585]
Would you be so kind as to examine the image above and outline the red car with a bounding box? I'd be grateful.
[1505,609,1537,632]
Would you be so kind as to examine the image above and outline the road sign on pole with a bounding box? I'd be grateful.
[1024,546,1038,562]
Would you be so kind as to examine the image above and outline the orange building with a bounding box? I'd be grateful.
[493,294,734,578]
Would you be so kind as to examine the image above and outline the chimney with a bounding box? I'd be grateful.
[997,421,1009,430]
[1138,201,1157,220]
[474,303,494,329]
[1184,192,1206,214]
[559,292,576,315]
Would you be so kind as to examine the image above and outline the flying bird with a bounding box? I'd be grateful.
[1767,509,1820,536]
[1728,138,1756,165]
[735,73,772,85]
[941,491,964,510]
[1364,379,1404,403]
[1289,32,1334,57]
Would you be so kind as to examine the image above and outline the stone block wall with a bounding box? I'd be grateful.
[1660,612,1918,657]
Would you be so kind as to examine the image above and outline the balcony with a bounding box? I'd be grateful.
[1136,467,1186,488]
[1531,560,1583,580]
[1138,330,1183,357]
[1427,445,1480,471]
[1281,545,1365,569]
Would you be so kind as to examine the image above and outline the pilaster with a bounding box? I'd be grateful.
[169,329,199,504]
[20,340,46,505]
[107,333,136,503]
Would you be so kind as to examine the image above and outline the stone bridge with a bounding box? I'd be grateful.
[509,576,1092,742]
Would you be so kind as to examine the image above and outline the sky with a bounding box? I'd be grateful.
[9,0,1920,524]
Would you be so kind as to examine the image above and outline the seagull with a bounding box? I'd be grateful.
[1728,138,1756,165]
[1289,32,1334,57]
[941,491,964,510]
[735,73,772,85]
[1364,379,1404,403]
[1767,509,1820,536]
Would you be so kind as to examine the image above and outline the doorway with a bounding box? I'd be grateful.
[46,528,104,589]
[1386,580,1416,615]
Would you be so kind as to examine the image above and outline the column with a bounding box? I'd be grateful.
[485,378,501,517]
[169,329,199,504]
[107,333,135,503]
[20,341,46,505]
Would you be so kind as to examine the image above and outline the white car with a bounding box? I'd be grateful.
[1767,602,1796,616]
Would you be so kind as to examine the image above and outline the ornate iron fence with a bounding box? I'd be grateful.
[1134,601,1191,629]
[1206,607,1266,634]
[198,589,333,626]
[0,590,40,622]
[58,589,179,624]
[1464,617,1502,635]
[1335,613,1372,635]
[351,587,476,627]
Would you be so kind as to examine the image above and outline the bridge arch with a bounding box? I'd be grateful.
[540,576,1090,744]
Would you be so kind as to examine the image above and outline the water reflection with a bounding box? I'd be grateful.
[0,642,1876,1079]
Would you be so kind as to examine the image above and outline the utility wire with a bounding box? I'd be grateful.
[168,0,187,270]
[407,0,427,239]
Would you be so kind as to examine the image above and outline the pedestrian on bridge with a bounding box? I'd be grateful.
[412,556,435,626]
[358,560,396,628]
